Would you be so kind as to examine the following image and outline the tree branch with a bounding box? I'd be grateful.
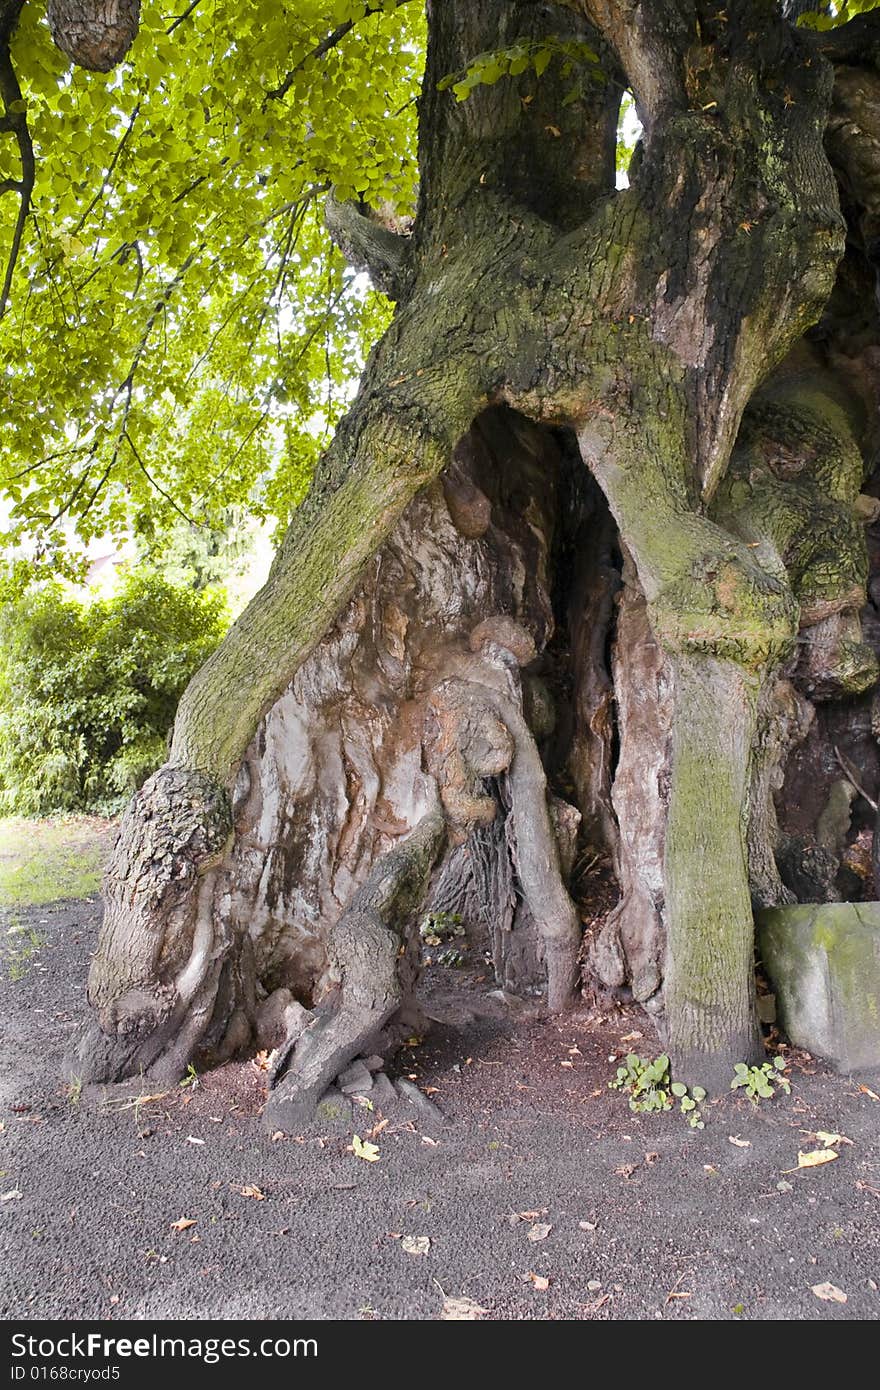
[166,0,202,36]
[264,0,415,107]
[74,101,141,234]
[124,430,202,526]
[564,0,694,124]
[808,9,880,67]
[324,190,409,299]
[0,10,34,323]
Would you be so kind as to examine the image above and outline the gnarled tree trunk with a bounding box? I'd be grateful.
[68,0,880,1106]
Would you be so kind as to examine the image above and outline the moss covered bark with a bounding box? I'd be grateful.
[664,656,762,1084]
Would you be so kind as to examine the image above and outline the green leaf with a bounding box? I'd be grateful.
[533,47,552,77]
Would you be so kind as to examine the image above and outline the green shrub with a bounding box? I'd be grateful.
[0,572,228,814]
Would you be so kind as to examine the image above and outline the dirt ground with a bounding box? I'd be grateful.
[1,897,879,1322]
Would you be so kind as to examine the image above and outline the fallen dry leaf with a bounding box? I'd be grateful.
[252,1050,270,1072]
[620,1032,643,1042]
[526,1272,550,1290]
[350,1134,380,1163]
[170,1217,196,1232]
[421,1135,440,1146]
[240,1184,266,1200]
[615,1164,638,1177]
[527,1222,552,1242]
[441,1297,486,1320]
[401,1235,430,1256]
[811,1282,847,1304]
[858,1085,879,1102]
[579,1220,597,1231]
[1,1189,22,1202]
[795,1150,838,1170]
[728,1136,751,1148]
[270,1131,284,1142]
[185,1136,205,1145]
[814,1131,853,1148]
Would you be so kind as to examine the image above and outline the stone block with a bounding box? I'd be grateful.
[757,902,880,1073]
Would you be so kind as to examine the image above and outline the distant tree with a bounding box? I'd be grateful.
[0,572,227,813]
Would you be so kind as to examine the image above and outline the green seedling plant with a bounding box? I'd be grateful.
[609,1053,706,1128]
[437,945,466,967]
[730,1056,791,1103]
[419,910,465,947]
[178,1063,199,1090]
[670,1080,707,1127]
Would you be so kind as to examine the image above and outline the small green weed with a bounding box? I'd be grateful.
[420,910,465,947]
[609,1053,706,1129]
[6,923,46,980]
[730,1057,791,1103]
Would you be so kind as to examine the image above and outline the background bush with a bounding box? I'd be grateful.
[0,573,228,815]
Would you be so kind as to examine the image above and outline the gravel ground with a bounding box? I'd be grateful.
[2,899,879,1321]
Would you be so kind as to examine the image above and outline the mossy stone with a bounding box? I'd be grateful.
[757,903,880,1073]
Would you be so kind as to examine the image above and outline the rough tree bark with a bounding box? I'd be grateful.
[46,1,141,72]
[68,0,880,1103]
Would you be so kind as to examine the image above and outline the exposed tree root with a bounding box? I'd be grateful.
[265,809,444,1131]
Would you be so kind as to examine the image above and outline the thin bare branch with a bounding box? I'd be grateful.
[124,430,202,525]
[74,102,141,235]
[264,0,415,106]
[166,0,203,36]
